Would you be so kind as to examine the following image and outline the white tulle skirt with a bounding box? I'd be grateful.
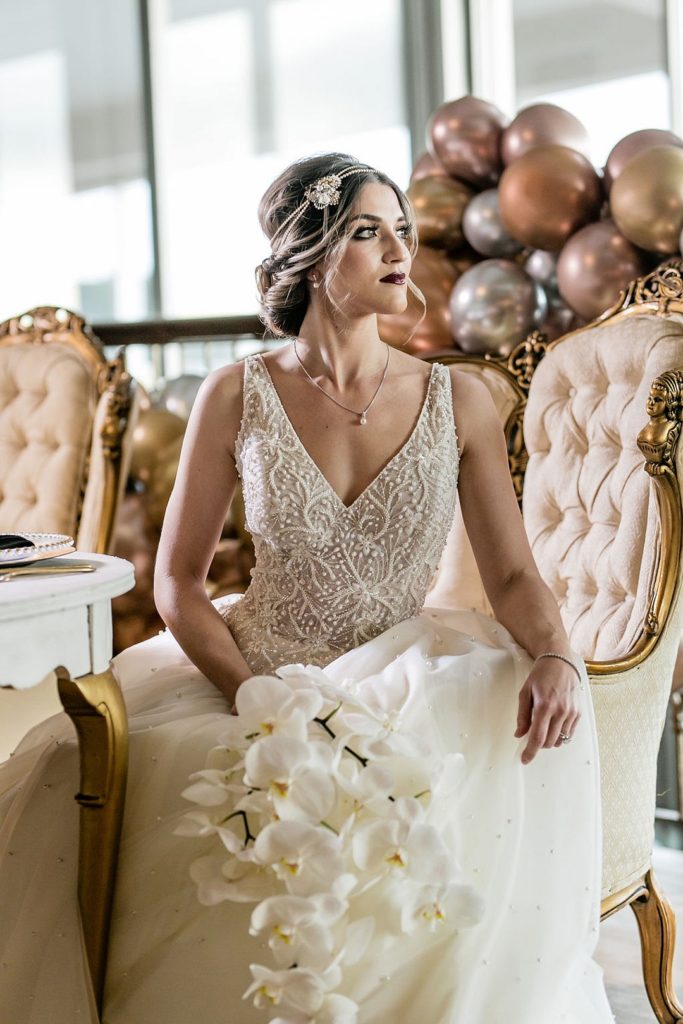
[0,604,614,1024]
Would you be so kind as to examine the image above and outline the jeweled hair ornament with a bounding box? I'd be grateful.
[275,165,376,237]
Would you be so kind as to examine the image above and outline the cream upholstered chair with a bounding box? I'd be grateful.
[0,307,140,1010]
[0,305,139,552]
[427,259,683,1023]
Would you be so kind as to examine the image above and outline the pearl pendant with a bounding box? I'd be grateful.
[360,412,367,425]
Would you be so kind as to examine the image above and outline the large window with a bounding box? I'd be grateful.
[512,0,671,164]
[150,0,410,318]
[0,0,153,324]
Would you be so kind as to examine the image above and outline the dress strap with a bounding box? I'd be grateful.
[234,354,269,473]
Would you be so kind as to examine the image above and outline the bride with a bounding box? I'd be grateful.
[0,153,614,1023]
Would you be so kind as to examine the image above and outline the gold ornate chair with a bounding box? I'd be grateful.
[426,260,683,1023]
[0,305,138,552]
[0,307,140,1015]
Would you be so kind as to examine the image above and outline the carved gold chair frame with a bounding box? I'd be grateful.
[0,305,136,553]
[431,258,683,1024]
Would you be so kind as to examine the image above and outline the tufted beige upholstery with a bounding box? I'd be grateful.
[0,307,139,553]
[428,263,683,1022]
[0,342,98,536]
[524,314,682,662]
[523,314,682,900]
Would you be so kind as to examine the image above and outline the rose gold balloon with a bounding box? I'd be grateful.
[556,219,646,320]
[498,144,602,251]
[449,259,547,356]
[378,246,462,353]
[410,152,448,183]
[610,145,683,253]
[501,103,590,165]
[462,188,522,257]
[604,128,683,192]
[129,408,186,484]
[428,95,507,187]
[407,175,474,251]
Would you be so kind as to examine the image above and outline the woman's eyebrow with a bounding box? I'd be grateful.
[349,213,409,223]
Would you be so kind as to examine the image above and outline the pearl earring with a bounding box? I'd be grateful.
[312,278,320,289]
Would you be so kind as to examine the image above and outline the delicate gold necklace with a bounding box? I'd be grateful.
[291,340,391,426]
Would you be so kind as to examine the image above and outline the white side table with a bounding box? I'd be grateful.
[0,553,135,1018]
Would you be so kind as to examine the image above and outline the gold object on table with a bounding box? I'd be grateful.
[0,564,96,581]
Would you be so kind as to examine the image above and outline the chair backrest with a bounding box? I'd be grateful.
[425,335,545,614]
[524,262,683,663]
[0,306,139,553]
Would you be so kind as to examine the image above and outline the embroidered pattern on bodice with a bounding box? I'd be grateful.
[221,352,459,673]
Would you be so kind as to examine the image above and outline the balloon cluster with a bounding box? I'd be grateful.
[379,96,683,356]
[111,374,254,652]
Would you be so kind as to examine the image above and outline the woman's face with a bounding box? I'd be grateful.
[321,181,413,320]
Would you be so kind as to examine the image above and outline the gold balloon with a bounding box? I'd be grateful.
[501,103,590,165]
[428,95,507,187]
[498,144,602,251]
[604,129,683,192]
[610,145,683,253]
[378,246,463,353]
[111,493,161,651]
[556,219,647,320]
[407,175,474,252]
[129,408,187,484]
[146,435,184,530]
[157,374,204,421]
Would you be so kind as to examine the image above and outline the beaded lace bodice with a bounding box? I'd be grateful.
[221,352,459,673]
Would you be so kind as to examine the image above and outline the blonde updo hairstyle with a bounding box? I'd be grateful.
[256,153,422,338]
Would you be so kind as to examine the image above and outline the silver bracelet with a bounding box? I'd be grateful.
[535,652,584,687]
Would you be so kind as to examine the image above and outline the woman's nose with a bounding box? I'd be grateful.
[384,235,409,262]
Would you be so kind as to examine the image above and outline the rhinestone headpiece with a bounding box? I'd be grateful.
[276,165,375,236]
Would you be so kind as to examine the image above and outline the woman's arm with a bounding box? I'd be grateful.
[450,368,581,763]
[153,363,254,705]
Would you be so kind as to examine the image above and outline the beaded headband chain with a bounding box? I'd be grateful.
[275,166,376,237]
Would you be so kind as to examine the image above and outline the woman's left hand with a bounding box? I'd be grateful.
[514,659,581,764]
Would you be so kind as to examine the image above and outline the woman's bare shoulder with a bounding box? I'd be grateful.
[446,365,492,403]
[445,365,501,453]
[188,361,246,457]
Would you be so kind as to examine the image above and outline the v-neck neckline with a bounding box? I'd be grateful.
[254,353,437,512]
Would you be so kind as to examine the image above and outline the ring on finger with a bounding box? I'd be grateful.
[558,731,572,743]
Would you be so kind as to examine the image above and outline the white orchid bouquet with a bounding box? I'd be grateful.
[176,665,483,1024]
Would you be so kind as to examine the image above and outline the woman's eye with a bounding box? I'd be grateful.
[353,225,413,240]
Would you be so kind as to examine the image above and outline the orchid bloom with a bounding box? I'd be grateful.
[253,820,347,896]
[188,854,274,905]
[270,993,359,1024]
[249,893,347,968]
[243,962,342,1015]
[400,880,485,934]
[219,675,325,748]
[244,735,336,822]
[352,798,451,885]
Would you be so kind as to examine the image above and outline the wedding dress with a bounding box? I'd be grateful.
[0,353,615,1023]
